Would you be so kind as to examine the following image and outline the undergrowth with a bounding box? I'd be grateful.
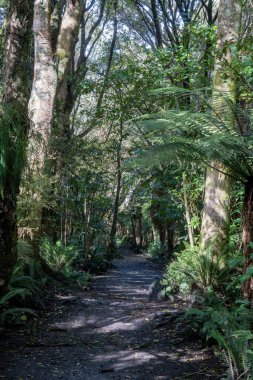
[162,243,253,380]
[0,237,93,328]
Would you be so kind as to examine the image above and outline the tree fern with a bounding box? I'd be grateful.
[132,86,253,182]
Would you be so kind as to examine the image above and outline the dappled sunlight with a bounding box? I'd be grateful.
[48,309,143,332]
[98,320,139,333]
[93,349,157,371]
[1,252,220,379]
[0,0,246,378]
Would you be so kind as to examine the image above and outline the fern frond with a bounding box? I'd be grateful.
[0,288,32,306]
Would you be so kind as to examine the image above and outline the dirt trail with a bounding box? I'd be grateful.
[0,251,221,380]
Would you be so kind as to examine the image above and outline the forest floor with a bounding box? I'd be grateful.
[0,250,223,380]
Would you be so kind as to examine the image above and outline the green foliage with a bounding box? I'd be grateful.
[184,302,253,380]
[162,246,193,295]
[0,105,27,196]
[162,244,239,296]
[15,239,43,279]
[174,246,253,379]
[41,237,77,274]
[134,87,253,183]
[76,272,92,289]
[116,235,128,248]
[9,275,41,296]
[87,249,109,273]
[0,282,37,326]
[229,183,244,251]
[146,239,162,259]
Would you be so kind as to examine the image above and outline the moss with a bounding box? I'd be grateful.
[57,48,69,60]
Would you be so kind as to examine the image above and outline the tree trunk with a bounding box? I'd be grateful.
[134,208,143,253]
[41,1,107,237]
[182,172,194,247]
[158,224,166,255]
[150,199,166,256]
[107,120,123,259]
[150,0,163,48]
[27,0,82,245]
[93,0,118,118]
[27,0,58,246]
[167,222,175,256]
[201,164,231,254]
[200,0,241,256]
[0,0,33,297]
[242,178,253,302]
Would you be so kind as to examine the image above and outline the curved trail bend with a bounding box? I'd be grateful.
[0,251,220,379]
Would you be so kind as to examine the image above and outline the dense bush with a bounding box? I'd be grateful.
[184,300,253,380]
[162,242,253,379]
[41,237,78,274]
[146,239,162,260]
[161,244,237,297]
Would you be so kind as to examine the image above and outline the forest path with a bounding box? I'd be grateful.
[0,250,221,380]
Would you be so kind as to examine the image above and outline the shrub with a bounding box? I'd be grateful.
[16,239,42,278]
[0,286,36,326]
[41,237,78,274]
[184,301,253,380]
[76,272,92,289]
[146,239,163,259]
[162,244,237,297]
[88,249,109,272]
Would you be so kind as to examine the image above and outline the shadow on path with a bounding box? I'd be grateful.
[0,250,221,380]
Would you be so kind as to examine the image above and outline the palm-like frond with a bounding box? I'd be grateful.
[132,87,253,181]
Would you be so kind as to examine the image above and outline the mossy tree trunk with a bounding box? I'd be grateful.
[200,0,241,256]
[27,0,82,248]
[201,164,231,254]
[42,0,107,239]
[0,0,33,297]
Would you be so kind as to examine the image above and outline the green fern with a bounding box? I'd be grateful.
[0,307,35,325]
[162,244,232,295]
[10,276,41,296]
[0,288,32,307]
[133,86,253,182]
[185,304,253,380]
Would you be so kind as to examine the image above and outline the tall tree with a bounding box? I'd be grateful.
[200,0,241,255]
[107,118,123,258]
[0,0,33,296]
[40,0,108,239]
[27,0,82,245]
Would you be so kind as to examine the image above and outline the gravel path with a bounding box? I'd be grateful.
[0,251,221,379]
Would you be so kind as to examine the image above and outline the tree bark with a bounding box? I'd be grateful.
[40,0,107,239]
[107,120,123,259]
[56,0,82,87]
[182,172,194,247]
[0,0,33,297]
[201,164,231,254]
[242,178,253,302]
[200,0,241,256]
[28,0,57,172]
[150,0,163,48]
[166,222,175,255]
[27,0,82,244]
[27,0,58,245]
[96,0,118,113]
[134,207,143,253]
